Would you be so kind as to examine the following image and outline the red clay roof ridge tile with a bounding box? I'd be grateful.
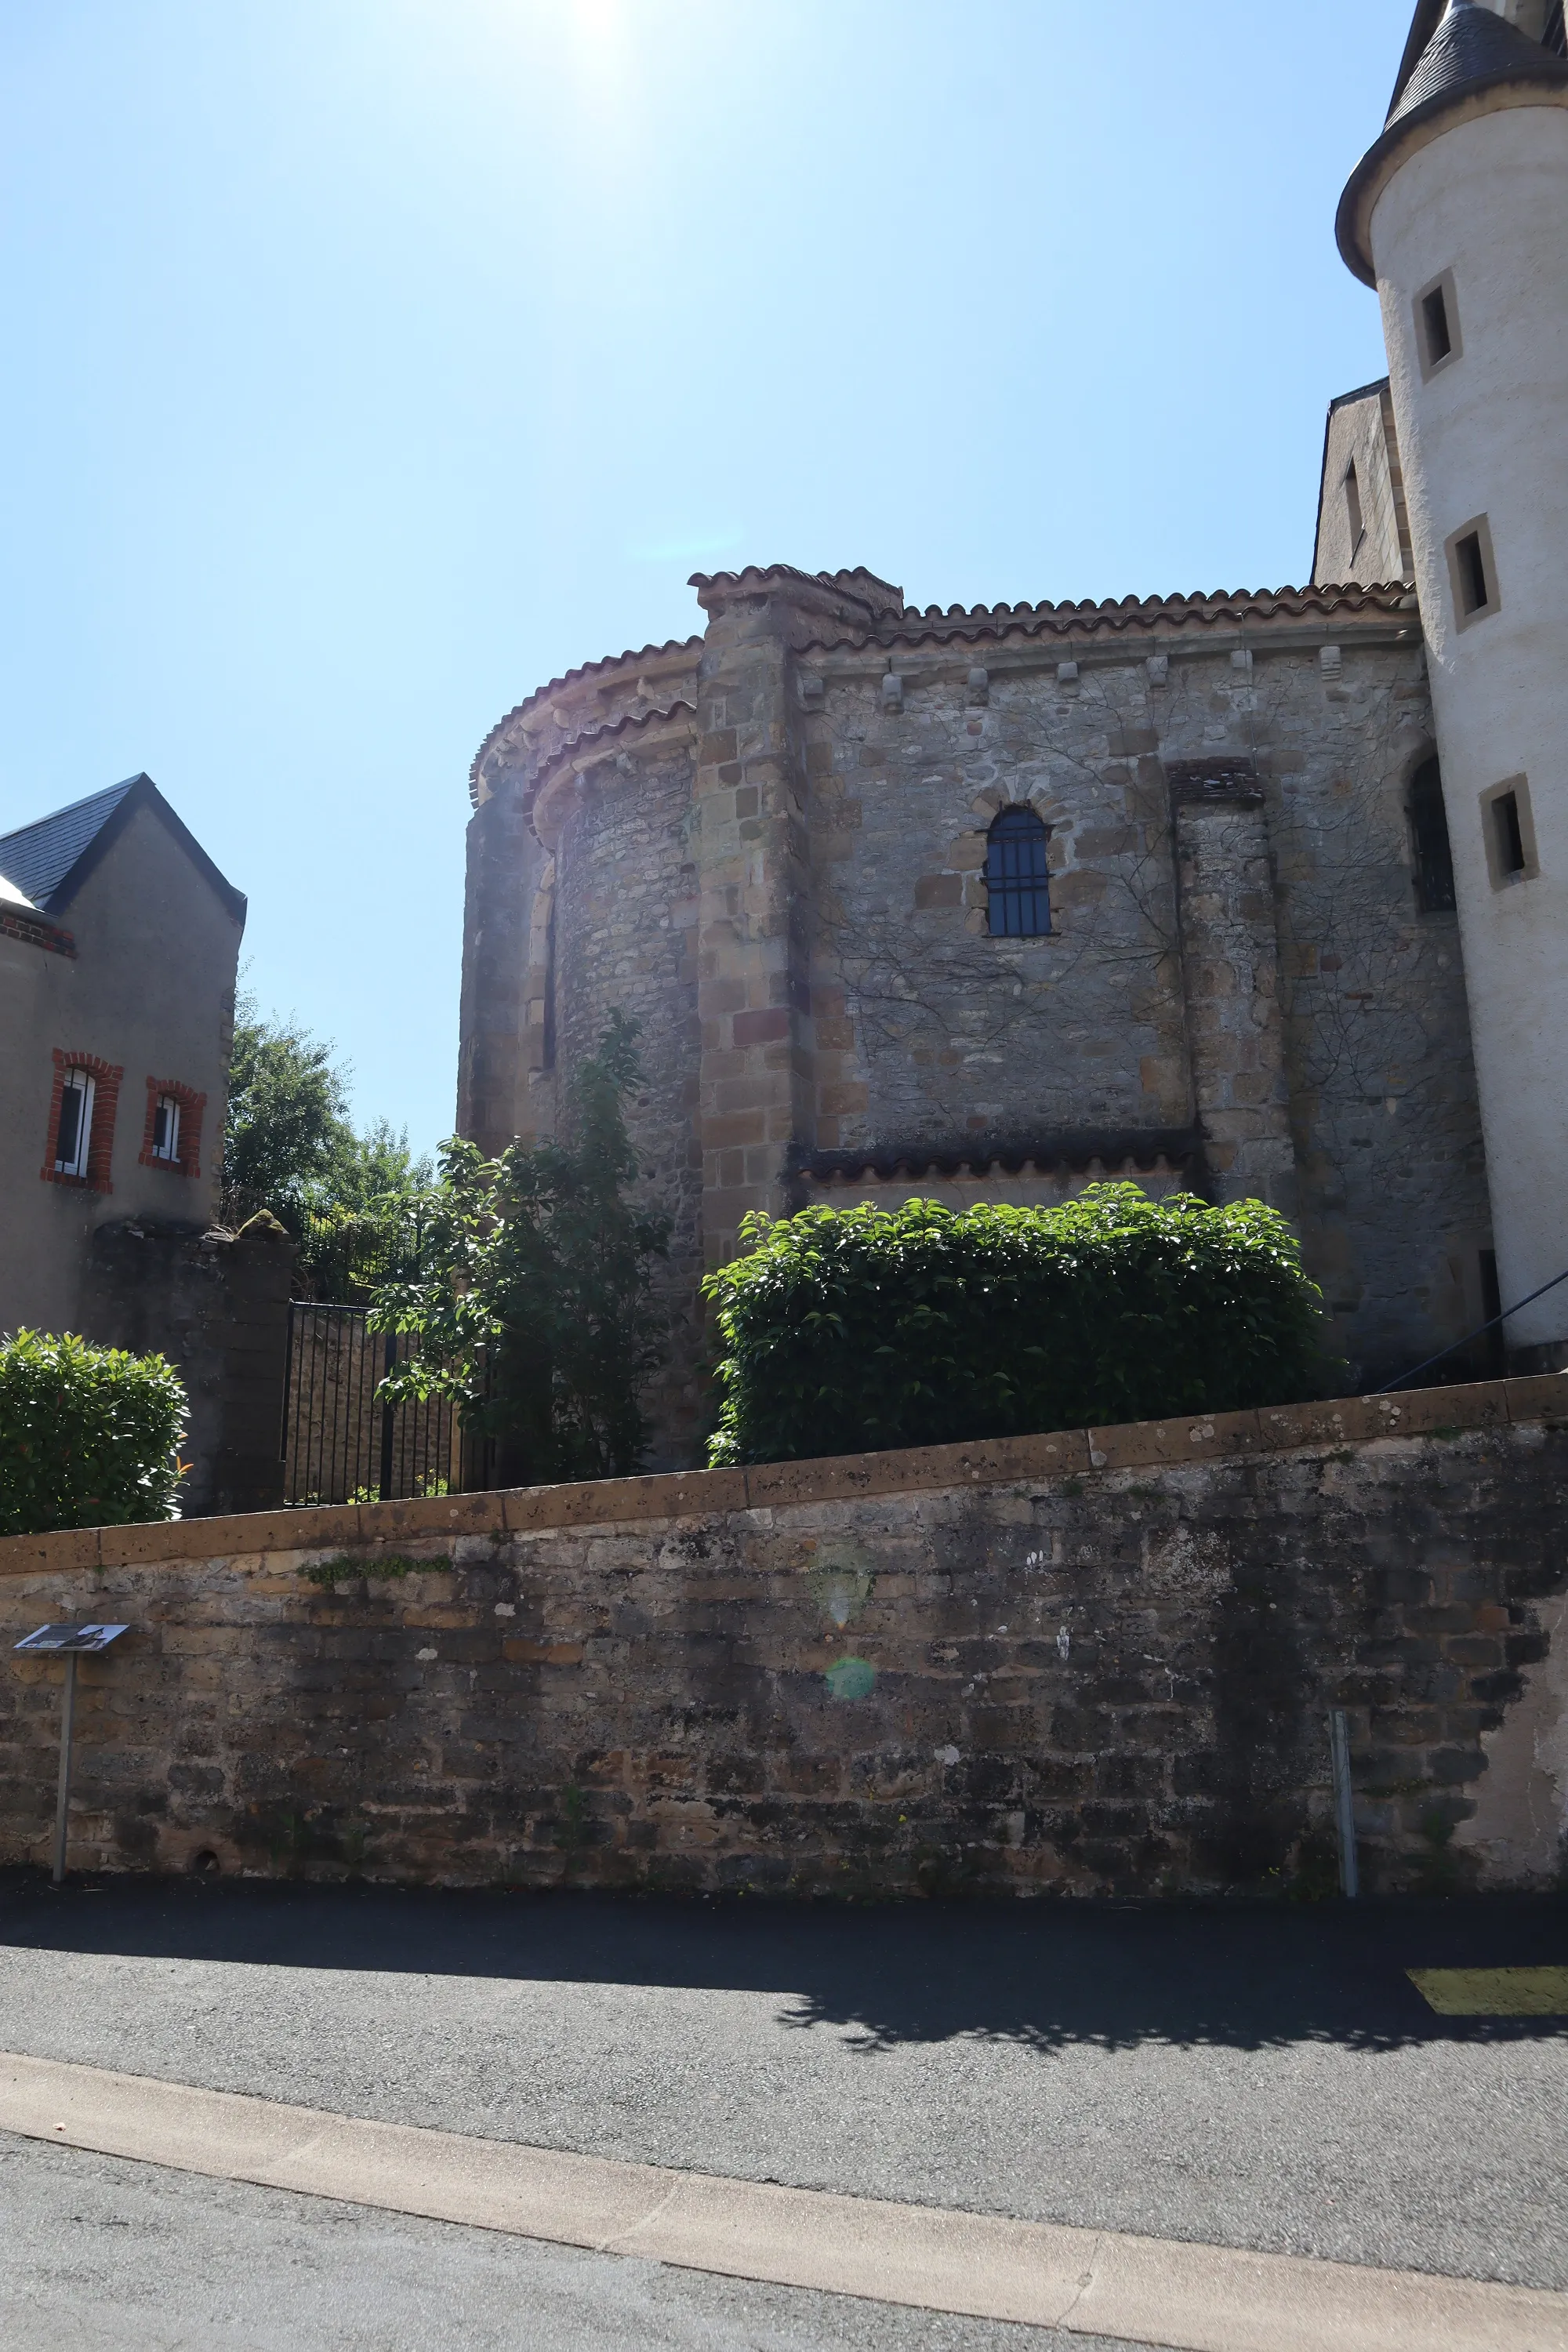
[689,561,905,616]
[795,579,1418,661]
[469,634,703,804]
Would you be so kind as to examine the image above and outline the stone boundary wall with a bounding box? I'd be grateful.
[2,1375,1565,1898]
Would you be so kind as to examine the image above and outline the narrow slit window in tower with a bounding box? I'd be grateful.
[1416,271,1461,378]
[1408,757,1456,912]
[1344,460,1365,556]
[1421,283,1452,366]
[985,807,1051,938]
[1455,529,1490,615]
[1493,790,1527,879]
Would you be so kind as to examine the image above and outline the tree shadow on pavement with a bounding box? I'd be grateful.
[2,1871,1565,2055]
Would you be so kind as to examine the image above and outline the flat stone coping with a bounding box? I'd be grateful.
[2,1373,1563,1581]
[2,2051,1562,2350]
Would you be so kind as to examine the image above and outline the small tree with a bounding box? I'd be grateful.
[0,1330,188,1536]
[371,1014,670,1486]
[222,992,350,1225]
[223,993,431,1300]
[294,1119,434,1302]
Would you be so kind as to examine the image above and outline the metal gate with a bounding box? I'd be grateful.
[281,1303,463,1505]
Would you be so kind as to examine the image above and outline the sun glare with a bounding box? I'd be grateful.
[561,0,637,109]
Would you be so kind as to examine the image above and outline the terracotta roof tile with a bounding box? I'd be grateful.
[689,563,906,621]
[805,578,1416,659]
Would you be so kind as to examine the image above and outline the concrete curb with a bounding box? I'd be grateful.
[2,2052,1563,2350]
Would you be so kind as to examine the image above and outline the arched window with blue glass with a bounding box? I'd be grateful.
[985,805,1051,937]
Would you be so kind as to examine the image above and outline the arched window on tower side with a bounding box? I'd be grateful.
[985,806,1051,937]
[1408,756,1457,913]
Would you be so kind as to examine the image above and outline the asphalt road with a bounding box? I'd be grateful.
[1,1876,1564,2349]
[2,2132,1134,2352]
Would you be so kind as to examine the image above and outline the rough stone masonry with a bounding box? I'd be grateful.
[460,570,1491,1464]
[2,1375,1565,1899]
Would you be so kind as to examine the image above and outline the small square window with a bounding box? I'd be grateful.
[140,1077,203,1177]
[55,1070,95,1178]
[152,1094,180,1161]
[1445,515,1500,630]
[1415,269,1461,379]
[1480,774,1539,889]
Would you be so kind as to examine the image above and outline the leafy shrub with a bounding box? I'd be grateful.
[0,1329,188,1536]
[372,1013,670,1486]
[702,1185,1333,1466]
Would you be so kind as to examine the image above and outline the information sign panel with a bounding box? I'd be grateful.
[10,1624,132,1882]
[13,1624,129,1655]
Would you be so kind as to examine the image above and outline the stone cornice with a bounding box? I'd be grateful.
[469,637,702,809]
[469,581,1419,813]
[526,702,699,853]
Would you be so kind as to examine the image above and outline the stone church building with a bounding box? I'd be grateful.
[459,0,1568,1465]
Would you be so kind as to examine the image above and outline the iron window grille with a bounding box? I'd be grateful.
[985,807,1051,937]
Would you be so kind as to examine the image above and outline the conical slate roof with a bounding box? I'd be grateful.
[1392,0,1559,126]
[1338,0,1568,284]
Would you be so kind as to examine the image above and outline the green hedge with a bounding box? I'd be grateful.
[0,1330,188,1537]
[702,1185,1333,1467]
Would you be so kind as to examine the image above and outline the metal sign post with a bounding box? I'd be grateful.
[1328,1706,1359,1900]
[13,1625,130,1885]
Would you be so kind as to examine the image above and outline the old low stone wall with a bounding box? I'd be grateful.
[2,1377,1566,1899]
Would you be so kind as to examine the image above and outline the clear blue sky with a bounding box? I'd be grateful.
[0,0,1413,1156]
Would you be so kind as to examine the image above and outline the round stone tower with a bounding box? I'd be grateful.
[1339,0,1568,1363]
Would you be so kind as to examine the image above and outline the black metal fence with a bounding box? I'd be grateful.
[280,1302,463,1505]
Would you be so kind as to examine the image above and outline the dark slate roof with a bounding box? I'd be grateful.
[0,778,136,908]
[1388,0,1447,117]
[1391,0,1556,125]
[1339,1,1568,283]
[0,773,246,923]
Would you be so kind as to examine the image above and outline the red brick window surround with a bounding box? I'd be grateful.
[41,1049,122,1193]
[139,1076,205,1179]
